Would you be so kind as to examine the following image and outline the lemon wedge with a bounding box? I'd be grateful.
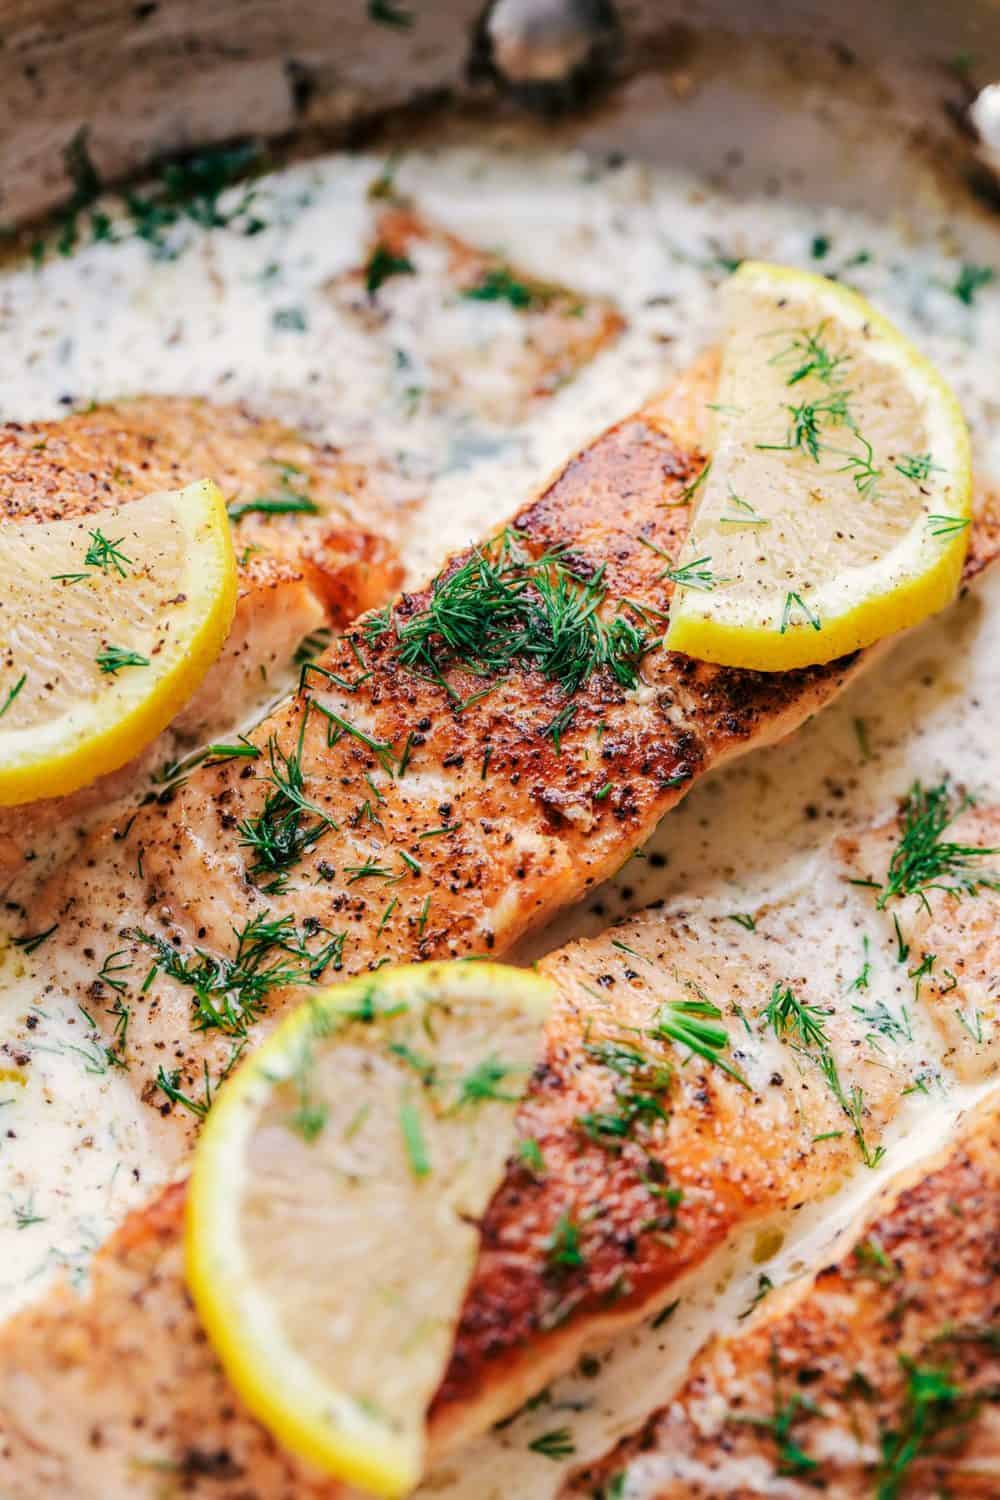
[185,960,552,1498]
[665,262,973,670]
[0,481,236,805]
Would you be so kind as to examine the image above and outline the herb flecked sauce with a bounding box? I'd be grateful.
[0,140,998,1499]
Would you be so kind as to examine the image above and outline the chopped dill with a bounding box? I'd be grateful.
[720,490,769,527]
[756,391,852,463]
[133,912,343,1036]
[53,527,132,583]
[927,513,970,537]
[651,996,748,1087]
[876,780,1000,910]
[732,1345,820,1476]
[227,492,318,521]
[949,262,994,306]
[779,591,821,634]
[0,673,26,721]
[238,712,336,890]
[764,982,831,1050]
[895,452,941,484]
[544,1212,585,1271]
[462,266,540,308]
[528,1428,576,1460]
[767,320,849,388]
[365,243,414,295]
[393,529,649,699]
[399,1093,431,1177]
[876,1358,976,1500]
[95,646,149,675]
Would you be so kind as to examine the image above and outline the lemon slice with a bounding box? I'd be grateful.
[186,960,552,1497]
[665,262,972,670]
[0,480,236,805]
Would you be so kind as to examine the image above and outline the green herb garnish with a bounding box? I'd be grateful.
[876,780,1000,911]
[95,646,149,675]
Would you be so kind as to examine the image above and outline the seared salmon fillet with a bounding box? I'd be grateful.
[329,198,625,425]
[838,792,1000,1081]
[0,396,402,890]
[0,869,990,1498]
[19,351,961,1166]
[3,366,999,1496]
[564,1097,1000,1499]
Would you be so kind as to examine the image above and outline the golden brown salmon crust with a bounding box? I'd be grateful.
[0,397,402,890]
[564,1099,1000,1499]
[329,199,626,422]
[22,353,945,1168]
[3,372,999,1496]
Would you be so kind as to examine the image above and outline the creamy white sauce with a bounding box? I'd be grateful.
[0,127,998,1499]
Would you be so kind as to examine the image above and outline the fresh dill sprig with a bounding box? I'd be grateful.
[238,711,336,890]
[895,452,942,484]
[927,513,970,537]
[756,391,852,463]
[834,432,882,500]
[876,780,1000,911]
[767,320,849,388]
[95,645,149,675]
[393,529,649,699]
[764,982,831,1049]
[133,912,343,1036]
[765,981,883,1168]
[53,527,133,583]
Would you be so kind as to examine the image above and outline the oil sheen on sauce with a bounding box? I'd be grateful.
[0,139,998,1500]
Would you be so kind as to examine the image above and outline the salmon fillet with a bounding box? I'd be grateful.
[0,853,992,1498]
[18,351,959,1167]
[3,368,999,1496]
[328,198,625,425]
[564,1097,1000,1499]
[0,397,402,890]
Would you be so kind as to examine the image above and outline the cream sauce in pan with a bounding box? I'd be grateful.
[0,140,998,1497]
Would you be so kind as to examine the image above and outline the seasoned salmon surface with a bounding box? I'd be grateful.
[20,352,969,1167]
[329,199,626,427]
[564,1098,1000,1499]
[0,850,995,1498]
[0,397,402,890]
[3,369,1000,1497]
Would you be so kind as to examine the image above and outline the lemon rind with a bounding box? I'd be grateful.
[0,480,237,805]
[185,960,553,1498]
[665,261,973,673]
